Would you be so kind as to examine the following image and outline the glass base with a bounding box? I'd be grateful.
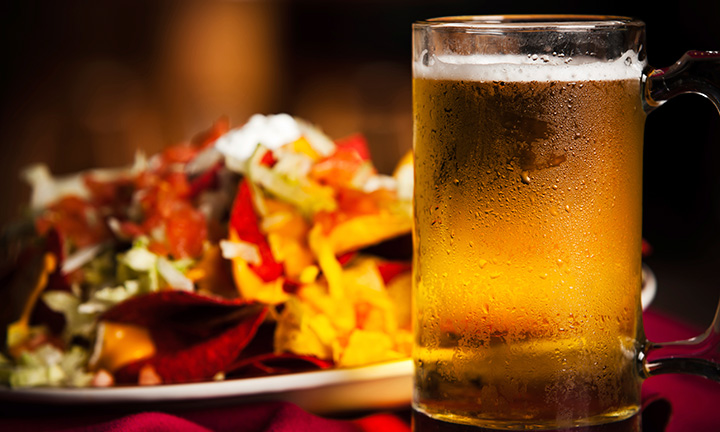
[412,409,642,432]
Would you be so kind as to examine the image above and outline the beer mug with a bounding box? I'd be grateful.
[411,15,720,431]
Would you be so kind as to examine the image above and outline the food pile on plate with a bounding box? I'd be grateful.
[0,114,414,388]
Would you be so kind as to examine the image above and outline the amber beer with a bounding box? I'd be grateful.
[413,55,646,429]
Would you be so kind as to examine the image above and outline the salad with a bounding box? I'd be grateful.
[0,114,414,388]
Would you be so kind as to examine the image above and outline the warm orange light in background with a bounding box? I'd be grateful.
[154,0,283,140]
[0,0,413,227]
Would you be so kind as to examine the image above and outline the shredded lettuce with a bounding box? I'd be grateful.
[6,344,93,388]
[247,145,337,217]
[116,238,195,293]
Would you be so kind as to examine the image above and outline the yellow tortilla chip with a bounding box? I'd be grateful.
[335,329,403,367]
[320,209,412,256]
[228,228,288,305]
[384,271,412,330]
[90,321,156,373]
[308,226,344,299]
[7,252,56,354]
[274,295,336,360]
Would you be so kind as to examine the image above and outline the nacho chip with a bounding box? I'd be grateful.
[99,291,267,384]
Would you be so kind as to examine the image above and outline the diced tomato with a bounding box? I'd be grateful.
[165,204,207,259]
[259,150,277,167]
[83,174,135,209]
[309,147,368,188]
[335,133,371,161]
[191,116,230,149]
[161,144,200,165]
[35,196,110,250]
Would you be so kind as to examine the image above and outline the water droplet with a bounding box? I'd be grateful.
[520,171,531,184]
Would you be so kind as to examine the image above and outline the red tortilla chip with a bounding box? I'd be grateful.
[103,291,268,384]
[227,352,333,378]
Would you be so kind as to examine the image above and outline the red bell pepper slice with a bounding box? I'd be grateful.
[375,261,412,285]
[229,180,283,282]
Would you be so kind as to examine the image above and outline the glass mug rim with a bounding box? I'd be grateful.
[414,14,645,32]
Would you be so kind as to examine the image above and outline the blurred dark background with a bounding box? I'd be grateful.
[0,0,718,329]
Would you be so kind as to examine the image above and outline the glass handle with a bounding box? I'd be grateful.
[641,50,720,381]
[644,50,720,113]
[641,302,720,380]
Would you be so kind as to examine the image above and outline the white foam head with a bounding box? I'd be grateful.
[414,51,645,82]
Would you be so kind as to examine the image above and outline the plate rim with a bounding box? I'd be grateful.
[0,358,414,405]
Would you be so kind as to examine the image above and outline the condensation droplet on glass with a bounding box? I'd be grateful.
[521,171,531,184]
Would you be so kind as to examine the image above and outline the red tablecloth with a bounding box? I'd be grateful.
[1,308,718,432]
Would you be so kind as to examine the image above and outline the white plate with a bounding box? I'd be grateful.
[0,266,657,411]
[0,359,414,414]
